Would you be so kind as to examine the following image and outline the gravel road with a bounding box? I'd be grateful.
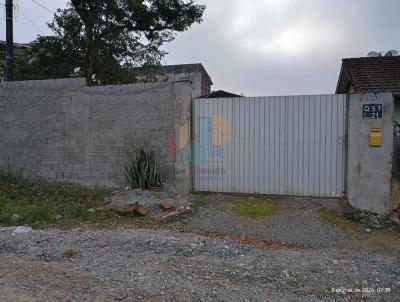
[1,227,399,302]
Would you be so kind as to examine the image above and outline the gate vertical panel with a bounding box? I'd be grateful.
[314,96,321,195]
[305,95,312,196]
[192,100,198,191]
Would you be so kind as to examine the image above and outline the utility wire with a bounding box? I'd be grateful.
[19,7,45,34]
[30,0,53,14]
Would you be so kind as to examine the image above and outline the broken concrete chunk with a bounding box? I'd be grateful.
[116,204,137,216]
[160,200,174,211]
[12,226,32,235]
[135,206,150,216]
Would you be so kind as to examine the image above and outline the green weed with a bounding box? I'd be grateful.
[318,209,362,232]
[233,197,278,218]
[0,168,115,228]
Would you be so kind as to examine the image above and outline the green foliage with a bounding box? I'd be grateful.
[233,197,278,218]
[0,165,25,185]
[0,59,4,79]
[318,209,358,229]
[0,168,113,228]
[14,0,206,85]
[125,148,163,189]
[13,36,82,81]
[343,208,399,230]
[319,208,400,233]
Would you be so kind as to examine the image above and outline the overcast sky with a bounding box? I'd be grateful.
[1,0,399,96]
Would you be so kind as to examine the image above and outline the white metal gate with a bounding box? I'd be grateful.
[192,95,347,197]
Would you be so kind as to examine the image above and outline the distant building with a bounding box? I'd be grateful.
[134,63,213,98]
[0,40,30,58]
[0,40,30,80]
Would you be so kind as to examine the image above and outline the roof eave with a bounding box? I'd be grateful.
[335,64,345,94]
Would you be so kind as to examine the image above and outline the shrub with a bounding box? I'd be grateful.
[124,148,163,189]
[343,208,399,229]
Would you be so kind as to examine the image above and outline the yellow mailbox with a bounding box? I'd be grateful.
[370,128,382,147]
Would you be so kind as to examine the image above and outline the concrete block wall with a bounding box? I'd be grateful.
[0,78,192,190]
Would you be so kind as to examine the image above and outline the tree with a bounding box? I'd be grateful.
[14,36,82,81]
[14,0,205,85]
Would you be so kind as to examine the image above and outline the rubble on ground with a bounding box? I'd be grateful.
[12,226,32,235]
[108,188,194,218]
[115,204,137,216]
[135,206,150,217]
[160,200,174,211]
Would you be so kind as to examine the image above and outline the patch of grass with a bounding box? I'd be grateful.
[233,197,278,218]
[318,209,362,232]
[0,168,118,228]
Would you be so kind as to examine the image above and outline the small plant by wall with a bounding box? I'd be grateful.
[124,148,163,190]
[0,164,25,185]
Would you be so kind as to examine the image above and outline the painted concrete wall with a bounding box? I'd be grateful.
[0,78,192,191]
[347,93,394,214]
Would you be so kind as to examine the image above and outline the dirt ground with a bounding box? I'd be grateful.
[1,194,400,301]
[0,256,113,301]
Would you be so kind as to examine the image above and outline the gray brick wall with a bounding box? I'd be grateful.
[0,78,192,189]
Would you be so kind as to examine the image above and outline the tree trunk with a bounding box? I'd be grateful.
[71,0,95,85]
[85,21,95,85]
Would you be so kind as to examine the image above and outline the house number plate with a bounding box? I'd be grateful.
[362,104,383,119]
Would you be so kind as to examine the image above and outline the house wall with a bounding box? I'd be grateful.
[0,78,192,191]
[164,71,211,98]
[137,72,211,99]
[347,93,394,214]
[391,95,400,211]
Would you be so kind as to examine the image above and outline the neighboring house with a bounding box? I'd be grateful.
[336,56,400,132]
[0,40,30,80]
[336,56,400,95]
[197,90,241,99]
[336,55,400,211]
[0,40,30,58]
[134,63,213,98]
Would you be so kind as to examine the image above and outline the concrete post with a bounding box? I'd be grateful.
[171,81,193,194]
[347,93,394,214]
